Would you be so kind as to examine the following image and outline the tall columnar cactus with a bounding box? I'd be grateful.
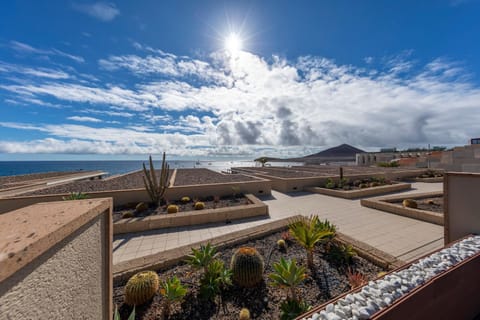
[230,247,264,287]
[124,270,159,306]
[142,152,170,206]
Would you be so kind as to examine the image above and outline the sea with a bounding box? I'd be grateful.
[0,160,304,177]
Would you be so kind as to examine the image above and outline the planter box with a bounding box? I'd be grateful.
[113,194,268,234]
[413,176,444,183]
[361,192,444,225]
[298,235,480,320]
[305,182,411,199]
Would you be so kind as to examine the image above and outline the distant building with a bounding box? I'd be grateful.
[471,138,480,145]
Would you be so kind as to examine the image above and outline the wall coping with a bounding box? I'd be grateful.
[0,198,112,282]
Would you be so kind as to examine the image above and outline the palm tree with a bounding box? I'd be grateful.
[288,215,334,269]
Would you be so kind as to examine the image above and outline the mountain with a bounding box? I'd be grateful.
[302,144,365,159]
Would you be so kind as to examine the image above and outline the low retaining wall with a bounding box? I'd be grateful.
[306,182,411,199]
[413,176,444,183]
[361,192,444,225]
[0,179,272,214]
[113,194,268,234]
[0,199,113,319]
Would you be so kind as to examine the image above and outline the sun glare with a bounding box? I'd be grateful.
[225,33,242,54]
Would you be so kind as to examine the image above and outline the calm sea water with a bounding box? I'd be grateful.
[0,160,303,177]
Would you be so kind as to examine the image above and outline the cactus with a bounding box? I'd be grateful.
[142,153,170,206]
[230,247,264,287]
[239,308,251,320]
[124,271,159,306]
[122,211,135,219]
[403,199,418,209]
[277,239,286,250]
[181,196,190,203]
[194,201,205,210]
[135,202,148,213]
[167,204,178,214]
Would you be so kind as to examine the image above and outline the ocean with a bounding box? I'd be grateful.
[0,160,303,177]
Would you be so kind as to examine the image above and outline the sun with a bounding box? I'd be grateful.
[225,33,242,54]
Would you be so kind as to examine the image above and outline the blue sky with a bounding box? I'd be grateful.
[1,0,480,160]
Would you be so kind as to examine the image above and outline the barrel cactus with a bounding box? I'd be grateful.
[277,239,286,250]
[167,204,179,214]
[239,308,251,320]
[403,199,418,209]
[194,201,205,210]
[230,247,264,287]
[125,271,159,306]
[181,196,190,203]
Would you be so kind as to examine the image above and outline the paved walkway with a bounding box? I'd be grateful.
[113,182,444,265]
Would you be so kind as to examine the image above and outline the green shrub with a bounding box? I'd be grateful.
[62,192,89,200]
[403,199,418,208]
[327,242,357,265]
[160,276,187,318]
[124,270,159,306]
[269,258,306,301]
[194,201,206,210]
[230,247,264,287]
[279,299,311,320]
[167,204,179,213]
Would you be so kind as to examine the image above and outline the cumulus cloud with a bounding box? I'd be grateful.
[73,2,120,22]
[1,46,480,156]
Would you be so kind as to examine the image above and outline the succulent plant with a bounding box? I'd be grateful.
[289,215,334,269]
[199,259,232,300]
[181,196,190,203]
[114,305,135,320]
[135,202,148,213]
[124,270,159,306]
[122,211,135,219]
[279,299,311,320]
[328,242,357,265]
[142,153,170,206]
[277,239,287,250]
[346,267,367,289]
[281,230,291,242]
[269,258,306,301]
[62,192,89,200]
[186,242,218,274]
[359,183,368,189]
[403,199,418,209]
[194,201,206,210]
[230,247,264,287]
[167,204,179,214]
[239,308,251,320]
[324,178,335,189]
[160,276,187,318]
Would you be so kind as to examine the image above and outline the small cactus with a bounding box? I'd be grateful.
[167,204,179,214]
[122,211,135,219]
[277,239,286,250]
[135,202,148,213]
[426,199,435,205]
[230,247,264,287]
[194,201,205,210]
[403,199,418,209]
[181,196,190,203]
[239,308,251,320]
[124,271,159,306]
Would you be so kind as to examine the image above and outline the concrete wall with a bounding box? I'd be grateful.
[0,179,271,214]
[0,199,112,320]
[444,172,480,244]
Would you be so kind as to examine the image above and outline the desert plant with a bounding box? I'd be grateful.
[124,270,159,306]
[269,258,306,301]
[403,199,418,209]
[135,202,148,213]
[346,267,367,289]
[186,243,218,274]
[277,239,287,250]
[167,204,178,213]
[281,230,291,242]
[142,153,170,206]
[279,299,311,320]
[359,183,368,189]
[239,308,251,320]
[181,196,190,203]
[199,259,232,300]
[230,247,264,287]
[256,157,268,167]
[114,305,135,320]
[122,211,135,219]
[62,192,89,200]
[324,178,335,189]
[328,242,357,265]
[288,215,334,269]
[194,201,206,210]
[160,276,187,319]
[426,199,436,205]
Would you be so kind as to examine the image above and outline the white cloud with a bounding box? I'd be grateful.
[73,2,120,22]
[67,116,103,123]
[9,41,84,63]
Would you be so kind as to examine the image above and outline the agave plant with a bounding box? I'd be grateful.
[289,215,334,269]
[160,276,187,319]
[346,267,367,289]
[62,192,89,200]
[199,259,232,300]
[269,258,306,302]
[279,299,311,320]
[142,152,170,206]
[186,243,218,274]
[114,305,135,320]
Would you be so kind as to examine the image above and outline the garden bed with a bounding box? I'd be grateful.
[113,228,385,320]
[113,194,268,234]
[306,180,411,199]
[412,170,444,183]
[173,169,258,186]
[361,192,444,225]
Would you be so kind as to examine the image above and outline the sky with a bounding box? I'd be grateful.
[1,0,480,160]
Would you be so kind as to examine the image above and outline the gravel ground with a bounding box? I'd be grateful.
[114,230,384,320]
[22,169,258,195]
[392,197,444,214]
[0,171,80,190]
